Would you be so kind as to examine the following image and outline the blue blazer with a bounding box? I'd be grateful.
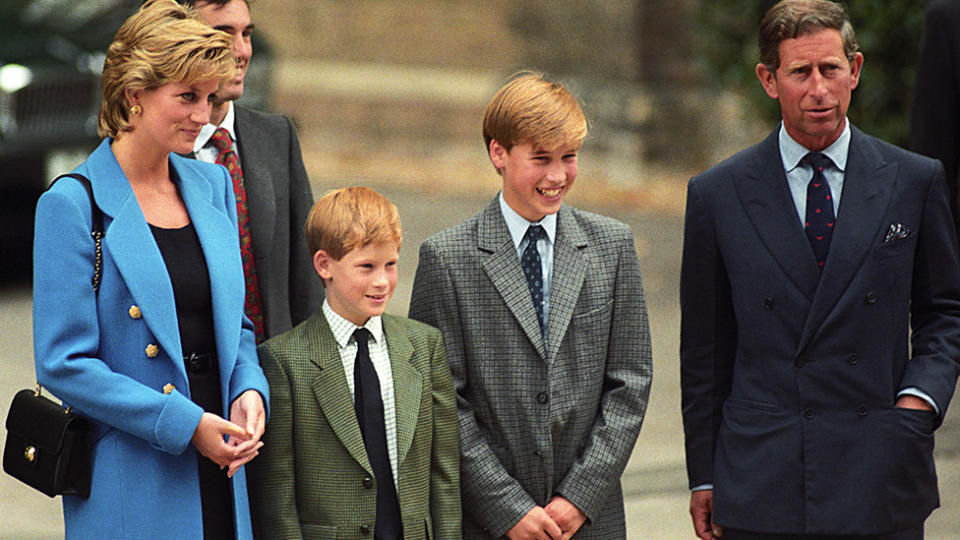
[680,126,960,535]
[32,139,269,539]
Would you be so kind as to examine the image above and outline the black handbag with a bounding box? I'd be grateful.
[3,387,91,498]
[2,173,102,498]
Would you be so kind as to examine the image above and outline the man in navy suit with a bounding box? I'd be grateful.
[681,1,960,539]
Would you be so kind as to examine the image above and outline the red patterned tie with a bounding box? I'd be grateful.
[210,127,266,342]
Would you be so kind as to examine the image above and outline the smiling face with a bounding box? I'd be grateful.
[195,0,252,104]
[490,139,579,222]
[314,241,399,326]
[756,28,862,151]
[127,78,220,155]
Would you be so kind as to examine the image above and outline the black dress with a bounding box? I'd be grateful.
[151,222,235,540]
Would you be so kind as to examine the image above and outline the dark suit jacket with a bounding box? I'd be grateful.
[410,197,652,539]
[249,311,460,540]
[680,126,960,535]
[910,0,960,226]
[233,105,323,338]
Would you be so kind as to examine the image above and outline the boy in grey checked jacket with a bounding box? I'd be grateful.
[409,73,653,540]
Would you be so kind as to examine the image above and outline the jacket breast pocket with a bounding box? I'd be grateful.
[871,234,917,260]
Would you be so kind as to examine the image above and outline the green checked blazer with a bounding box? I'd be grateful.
[248,310,461,540]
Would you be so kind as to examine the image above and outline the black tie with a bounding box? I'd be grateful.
[804,152,835,270]
[352,328,402,540]
[521,225,546,333]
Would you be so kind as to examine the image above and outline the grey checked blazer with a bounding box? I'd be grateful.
[409,196,653,539]
[233,105,323,338]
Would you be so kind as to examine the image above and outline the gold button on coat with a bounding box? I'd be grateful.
[128,305,142,319]
[163,383,175,395]
[145,344,159,358]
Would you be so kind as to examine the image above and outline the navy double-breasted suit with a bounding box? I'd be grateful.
[680,126,960,535]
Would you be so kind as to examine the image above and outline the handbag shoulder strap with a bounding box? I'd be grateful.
[49,173,104,292]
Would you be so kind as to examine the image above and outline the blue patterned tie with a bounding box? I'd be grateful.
[804,152,835,271]
[521,225,546,333]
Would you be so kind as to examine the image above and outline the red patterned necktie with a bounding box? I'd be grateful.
[210,127,266,342]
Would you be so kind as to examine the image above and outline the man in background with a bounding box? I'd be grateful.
[181,0,322,341]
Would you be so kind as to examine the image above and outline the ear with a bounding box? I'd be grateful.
[124,87,143,108]
[313,250,333,280]
[756,63,779,100]
[848,52,864,90]
[488,139,508,173]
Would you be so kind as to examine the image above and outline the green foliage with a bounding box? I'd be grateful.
[693,0,927,146]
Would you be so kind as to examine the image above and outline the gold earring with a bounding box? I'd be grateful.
[130,104,142,115]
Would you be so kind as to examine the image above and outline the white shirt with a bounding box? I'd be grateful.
[498,191,556,330]
[322,300,399,486]
[192,101,240,166]
[779,120,849,224]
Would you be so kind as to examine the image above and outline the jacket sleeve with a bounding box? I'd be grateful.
[679,179,737,488]
[33,182,202,455]
[427,330,462,539]
[554,226,653,522]
[900,162,960,424]
[409,238,537,538]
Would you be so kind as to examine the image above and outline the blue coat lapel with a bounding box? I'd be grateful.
[173,154,246,391]
[82,140,247,392]
[798,127,896,352]
[87,141,183,373]
[734,130,820,301]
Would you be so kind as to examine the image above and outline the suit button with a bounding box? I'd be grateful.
[360,525,371,536]
[802,407,815,419]
[128,305,142,319]
[145,344,159,358]
[537,392,549,404]
[848,353,858,365]
[362,476,373,489]
[865,291,877,304]
[857,405,868,416]
[763,298,774,310]
[795,357,805,368]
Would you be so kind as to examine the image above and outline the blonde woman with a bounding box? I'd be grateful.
[32,1,267,538]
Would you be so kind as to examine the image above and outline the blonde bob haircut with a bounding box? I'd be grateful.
[305,187,402,261]
[482,72,588,156]
[98,0,235,138]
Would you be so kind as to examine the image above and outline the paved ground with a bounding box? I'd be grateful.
[2,183,958,538]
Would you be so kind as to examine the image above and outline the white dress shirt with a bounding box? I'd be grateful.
[322,300,399,485]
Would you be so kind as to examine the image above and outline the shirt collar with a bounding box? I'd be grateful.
[321,299,384,348]
[193,101,237,153]
[778,119,851,173]
[498,191,557,249]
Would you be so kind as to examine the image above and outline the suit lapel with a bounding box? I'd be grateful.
[479,198,548,360]
[233,106,276,255]
[798,128,895,351]
[383,316,423,468]
[734,130,820,301]
[307,314,374,474]
[87,141,182,373]
[546,206,588,361]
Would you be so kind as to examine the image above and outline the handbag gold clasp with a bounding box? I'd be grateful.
[24,445,37,463]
